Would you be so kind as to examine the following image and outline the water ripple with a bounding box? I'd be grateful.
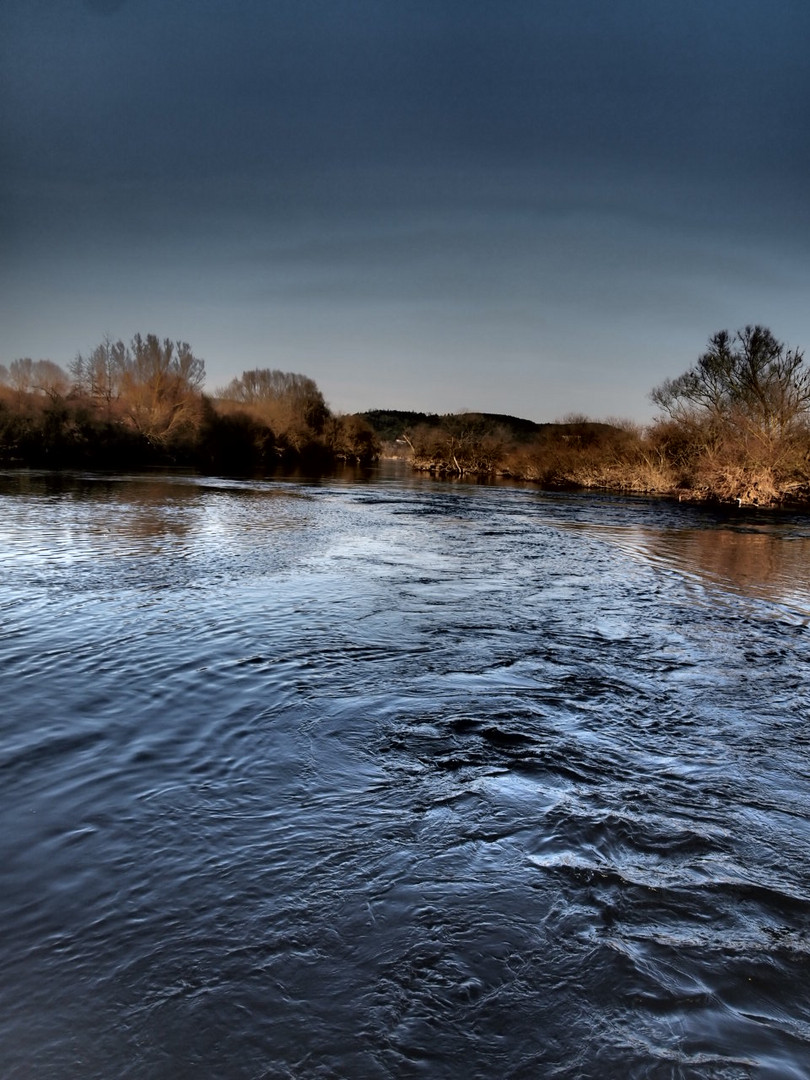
[1,468,809,1078]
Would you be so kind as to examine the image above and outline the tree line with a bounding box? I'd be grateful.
[363,325,810,506]
[0,334,379,472]
[3,325,808,504]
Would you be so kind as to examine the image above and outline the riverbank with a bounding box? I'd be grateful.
[365,409,810,509]
[405,453,810,508]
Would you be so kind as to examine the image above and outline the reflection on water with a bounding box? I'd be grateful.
[650,525,810,614]
[1,466,809,1079]
[568,519,810,619]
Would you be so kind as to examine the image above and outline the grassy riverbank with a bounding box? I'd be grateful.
[360,410,810,508]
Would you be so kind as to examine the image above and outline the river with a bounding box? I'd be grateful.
[1,464,809,1079]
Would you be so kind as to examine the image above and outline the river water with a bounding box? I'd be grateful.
[1,465,809,1079]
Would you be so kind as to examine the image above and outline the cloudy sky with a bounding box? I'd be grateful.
[2,0,808,421]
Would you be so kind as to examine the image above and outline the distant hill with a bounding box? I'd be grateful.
[358,410,443,442]
[359,409,617,445]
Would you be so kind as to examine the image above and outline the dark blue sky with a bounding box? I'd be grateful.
[2,0,808,419]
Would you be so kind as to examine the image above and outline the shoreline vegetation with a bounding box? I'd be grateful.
[2,325,809,507]
[0,337,380,477]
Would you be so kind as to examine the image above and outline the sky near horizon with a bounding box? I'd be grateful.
[2,0,809,423]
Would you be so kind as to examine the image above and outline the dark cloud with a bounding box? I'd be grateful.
[83,0,127,12]
[4,0,809,210]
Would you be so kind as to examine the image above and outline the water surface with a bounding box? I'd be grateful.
[1,466,809,1078]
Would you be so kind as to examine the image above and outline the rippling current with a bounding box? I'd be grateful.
[1,465,809,1079]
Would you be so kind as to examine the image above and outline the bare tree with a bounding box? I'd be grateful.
[8,358,34,394]
[652,326,810,442]
[4,358,69,399]
[219,368,330,443]
[32,360,70,400]
[70,336,127,413]
[121,334,206,441]
[651,326,810,502]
